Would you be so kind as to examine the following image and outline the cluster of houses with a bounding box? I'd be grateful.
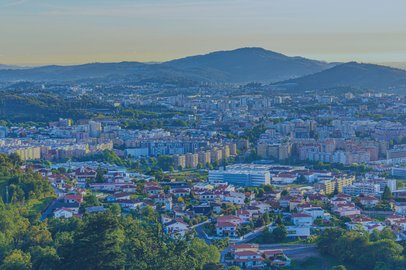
[25,160,406,258]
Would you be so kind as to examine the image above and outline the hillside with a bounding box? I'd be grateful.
[273,62,406,92]
[0,48,333,83]
[164,47,333,83]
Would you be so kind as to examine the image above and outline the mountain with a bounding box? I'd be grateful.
[273,62,406,93]
[164,47,333,83]
[0,62,149,81]
[0,64,26,70]
[0,48,333,83]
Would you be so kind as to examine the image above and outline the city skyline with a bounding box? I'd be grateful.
[1,0,406,65]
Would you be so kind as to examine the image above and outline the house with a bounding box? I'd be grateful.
[144,186,163,195]
[250,202,270,214]
[291,213,313,226]
[230,244,290,269]
[193,204,212,215]
[236,209,253,223]
[113,192,131,201]
[395,202,406,215]
[164,219,190,238]
[335,193,352,202]
[54,207,76,218]
[63,194,83,204]
[359,196,379,208]
[117,199,144,210]
[231,244,266,269]
[223,191,246,205]
[170,188,191,198]
[333,203,361,217]
[73,167,97,181]
[216,215,242,237]
[347,221,385,233]
[302,207,330,220]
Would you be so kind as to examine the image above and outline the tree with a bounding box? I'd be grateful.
[382,186,393,201]
[1,250,32,270]
[260,228,273,243]
[271,225,287,242]
[82,194,100,208]
[109,204,122,216]
[188,239,221,270]
[30,246,60,270]
[379,227,396,241]
[263,213,270,225]
[95,167,105,183]
[332,266,347,270]
[373,262,390,270]
[255,217,264,228]
[64,212,125,270]
[203,262,225,270]
[211,238,229,250]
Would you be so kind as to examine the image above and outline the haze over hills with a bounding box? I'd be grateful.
[1,48,406,93]
[273,62,406,92]
[0,48,333,83]
[0,64,28,70]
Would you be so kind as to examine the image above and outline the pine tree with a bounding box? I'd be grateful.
[382,186,393,201]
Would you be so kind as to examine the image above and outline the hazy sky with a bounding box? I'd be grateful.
[1,0,406,65]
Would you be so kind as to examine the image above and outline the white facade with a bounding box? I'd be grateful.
[209,169,270,187]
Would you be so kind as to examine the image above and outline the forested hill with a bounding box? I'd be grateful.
[0,153,223,270]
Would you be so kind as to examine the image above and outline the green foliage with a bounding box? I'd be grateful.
[0,153,221,270]
[64,212,125,270]
[382,186,393,201]
[318,228,405,270]
[1,249,32,270]
[0,93,111,123]
[74,150,126,166]
[331,266,347,270]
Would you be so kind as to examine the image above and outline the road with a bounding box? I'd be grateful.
[193,219,211,244]
[40,186,64,221]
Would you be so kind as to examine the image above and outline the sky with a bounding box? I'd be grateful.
[0,0,406,66]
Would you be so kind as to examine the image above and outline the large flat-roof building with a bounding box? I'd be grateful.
[209,169,271,187]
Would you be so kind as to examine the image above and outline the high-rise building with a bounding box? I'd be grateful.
[89,121,102,138]
[185,153,199,168]
[173,155,186,170]
[0,126,8,138]
[198,151,211,165]
[211,148,223,163]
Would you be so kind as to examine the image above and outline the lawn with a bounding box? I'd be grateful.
[28,196,55,214]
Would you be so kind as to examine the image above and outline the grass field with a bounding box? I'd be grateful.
[28,196,55,215]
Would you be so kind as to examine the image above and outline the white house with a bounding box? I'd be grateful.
[164,219,190,238]
[302,207,330,220]
[54,207,76,219]
[395,203,406,215]
[291,213,313,226]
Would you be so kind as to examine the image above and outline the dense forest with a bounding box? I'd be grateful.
[318,227,406,269]
[0,154,223,270]
[0,93,111,123]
